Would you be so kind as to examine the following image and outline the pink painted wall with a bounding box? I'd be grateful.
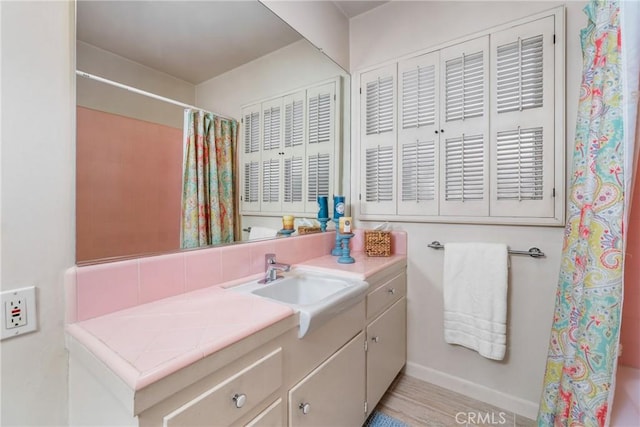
[620,161,640,368]
[76,107,183,262]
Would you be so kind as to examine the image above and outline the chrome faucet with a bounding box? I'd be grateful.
[258,253,291,284]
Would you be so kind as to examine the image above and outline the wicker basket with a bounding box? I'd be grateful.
[364,230,392,257]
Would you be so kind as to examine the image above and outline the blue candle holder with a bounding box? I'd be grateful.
[278,229,295,237]
[318,217,329,232]
[331,219,342,255]
[337,233,355,264]
[317,196,329,219]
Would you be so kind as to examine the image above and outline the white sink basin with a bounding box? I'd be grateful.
[230,269,368,338]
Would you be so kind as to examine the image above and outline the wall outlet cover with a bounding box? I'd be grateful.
[1,286,37,340]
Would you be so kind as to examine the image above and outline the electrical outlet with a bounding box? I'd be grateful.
[1,287,37,340]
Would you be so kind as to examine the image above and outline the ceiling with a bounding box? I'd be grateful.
[333,1,388,18]
[76,1,388,85]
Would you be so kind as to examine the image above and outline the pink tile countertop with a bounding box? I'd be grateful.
[66,276,294,391]
[66,251,407,392]
[294,252,407,281]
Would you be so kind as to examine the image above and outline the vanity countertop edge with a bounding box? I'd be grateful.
[66,252,407,398]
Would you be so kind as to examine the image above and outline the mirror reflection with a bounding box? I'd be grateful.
[76,0,350,264]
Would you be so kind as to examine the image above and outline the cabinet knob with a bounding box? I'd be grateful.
[387,288,396,295]
[371,336,380,343]
[299,402,311,415]
[232,393,247,409]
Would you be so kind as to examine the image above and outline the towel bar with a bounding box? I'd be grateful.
[428,241,545,258]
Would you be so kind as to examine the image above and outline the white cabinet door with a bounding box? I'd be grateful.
[260,98,284,213]
[240,105,261,212]
[366,298,407,412]
[360,64,398,216]
[289,332,365,427]
[398,51,440,216]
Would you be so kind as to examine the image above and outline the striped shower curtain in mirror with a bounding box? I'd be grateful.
[181,110,238,249]
[537,1,633,426]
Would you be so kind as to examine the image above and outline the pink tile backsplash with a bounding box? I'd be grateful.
[70,230,407,323]
[76,259,139,322]
[139,253,185,304]
[185,247,222,292]
[249,240,276,274]
[220,245,252,282]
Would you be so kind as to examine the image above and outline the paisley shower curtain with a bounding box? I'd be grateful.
[538,1,631,426]
[181,110,237,249]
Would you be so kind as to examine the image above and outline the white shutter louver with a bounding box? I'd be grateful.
[284,157,303,203]
[444,134,484,201]
[262,159,279,203]
[244,111,260,154]
[402,65,436,129]
[307,154,330,201]
[309,93,331,144]
[445,51,484,122]
[366,76,394,135]
[285,100,304,147]
[243,161,259,203]
[401,140,436,202]
[263,106,281,151]
[365,146,394,202]
[496,127,543,200]
[496,34,544,114]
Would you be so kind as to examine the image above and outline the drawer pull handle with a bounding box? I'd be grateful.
[232,393,247,409]
[299,402,311,415]
[387,288,396,295]
[371,336,380,343]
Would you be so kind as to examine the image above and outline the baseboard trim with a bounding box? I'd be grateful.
[404,361,539,420]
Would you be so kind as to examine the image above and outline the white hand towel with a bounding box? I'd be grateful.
[248,226,277,240]
[443,242,508,360]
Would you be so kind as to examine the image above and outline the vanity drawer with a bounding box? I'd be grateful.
[245,398,283,427]
[366,272,406,320]
[163,348,282,427]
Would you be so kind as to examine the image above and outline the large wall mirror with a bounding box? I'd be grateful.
[76,0,350,265]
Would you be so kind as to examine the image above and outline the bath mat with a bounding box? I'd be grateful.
[364,410,409,427]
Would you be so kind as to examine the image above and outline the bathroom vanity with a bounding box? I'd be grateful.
[66,252,407,426]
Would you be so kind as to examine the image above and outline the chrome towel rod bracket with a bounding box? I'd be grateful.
[428,241,545,258]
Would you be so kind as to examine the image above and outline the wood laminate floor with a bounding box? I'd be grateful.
[374,374,535,427]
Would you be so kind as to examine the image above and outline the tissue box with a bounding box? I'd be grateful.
[298,226,321,235]
[364,231,392,257]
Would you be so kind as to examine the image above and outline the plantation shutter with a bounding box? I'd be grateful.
[490,16,555,218]
[260,98,283,212]
[306,81,336,212]
[398,52,439,216]
[360,64,397,215]
[439,36,489,217]
[282,91,306,212]
[240,104,261,212]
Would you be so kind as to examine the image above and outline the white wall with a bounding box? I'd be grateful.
[260,0,349,71]
[0,1,75,425]
[350,1,587,418]
[77,41,195,129]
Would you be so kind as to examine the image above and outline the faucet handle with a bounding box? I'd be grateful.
[265,253,276,263]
